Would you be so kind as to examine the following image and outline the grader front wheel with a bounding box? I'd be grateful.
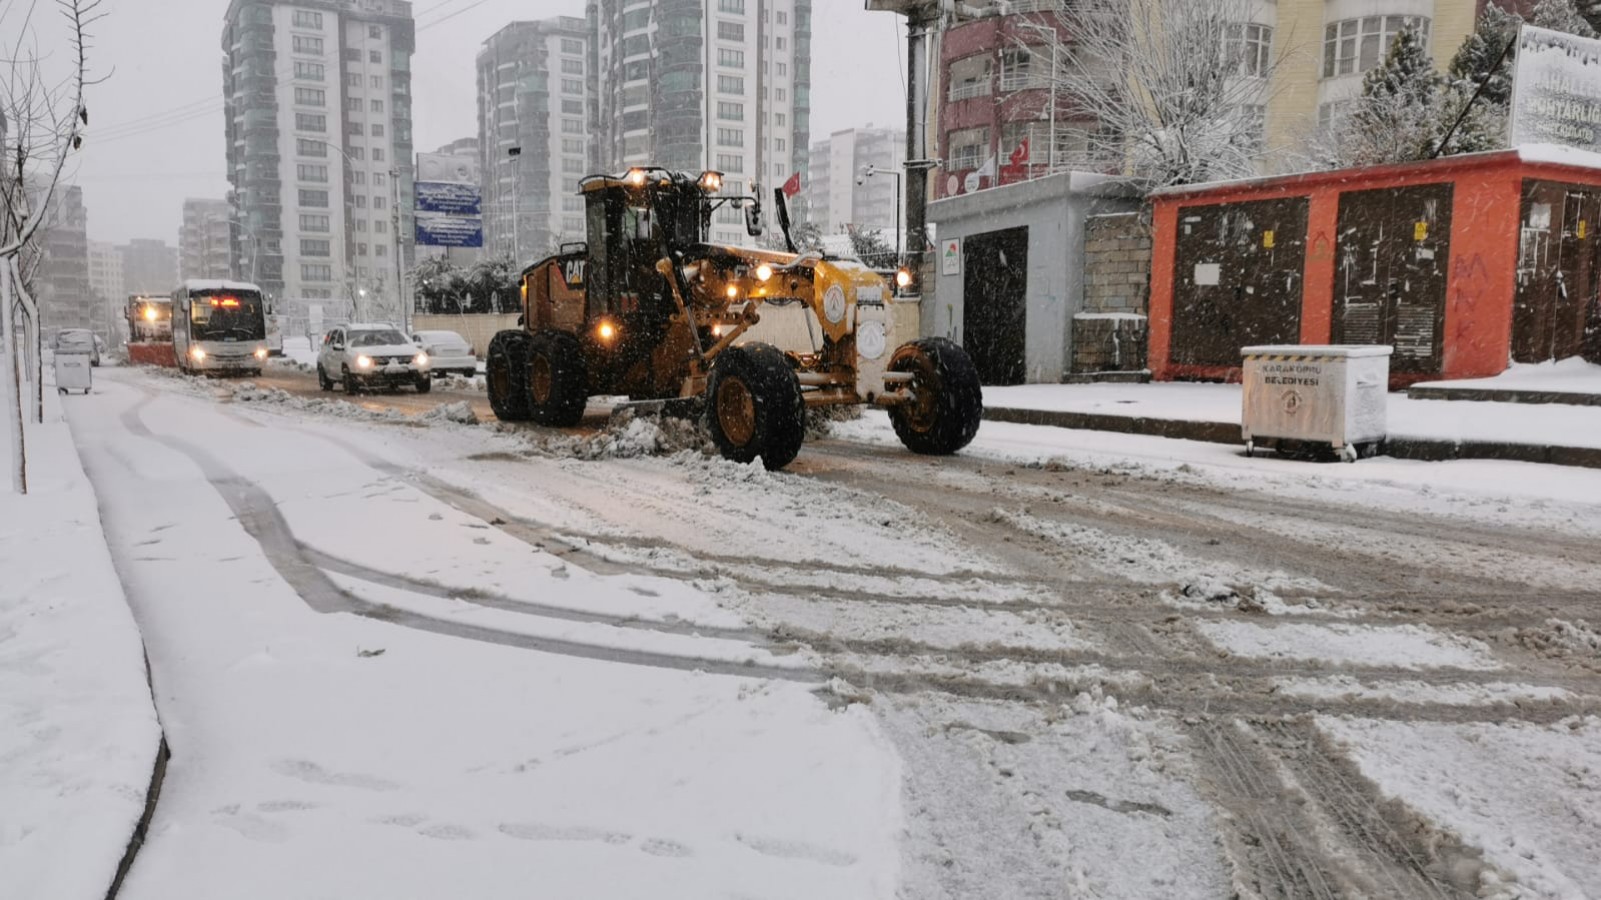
[888,337,983,455]
[705,343,805,470]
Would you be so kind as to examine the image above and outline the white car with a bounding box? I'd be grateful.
[317,323,432,394]
[410,329,477,378]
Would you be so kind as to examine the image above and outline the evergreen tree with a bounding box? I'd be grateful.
[1438,4,1522,155]
[1333,27,1443,165]
[1531,0,1598,37]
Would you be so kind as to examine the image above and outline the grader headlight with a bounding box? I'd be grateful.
[895,268,913,289]
[597,320,618,342]
[754,263,773,282]
[698,170,724,193]
[625,167,647,187]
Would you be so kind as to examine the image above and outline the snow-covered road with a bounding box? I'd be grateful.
[62,365,1601,899]
[65,370,901,900]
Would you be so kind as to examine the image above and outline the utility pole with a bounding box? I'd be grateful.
[507,146,521,263]
[390,166,406,333]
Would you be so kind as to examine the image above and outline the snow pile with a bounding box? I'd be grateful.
[421,400,478,425]
[1274,675,1573,707]
[0,385,162,900]
[524,408,713,460]
[232,383,294,404]
[1195,620,1502,671]
[1506,618,1601,663]
[1320,715,1601,899]
[805,403,862,440]
[436,373,484,392]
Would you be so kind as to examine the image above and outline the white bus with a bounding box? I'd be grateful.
[172,279,270,377]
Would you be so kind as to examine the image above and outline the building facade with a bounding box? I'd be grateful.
[931,0,1516,200]
[590,0,813,245]
[33,186,91,332]
[222,0,416,309]
[808,125,906,235]
[119,239,179,295]
[476,17,589,262]
[88,240,124,305]
[180,198,233,282]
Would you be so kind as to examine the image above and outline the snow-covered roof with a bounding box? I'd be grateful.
[1514,142,1601,170]
[182,278,262,292]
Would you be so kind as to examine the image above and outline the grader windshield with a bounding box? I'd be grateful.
[580,169,724,318]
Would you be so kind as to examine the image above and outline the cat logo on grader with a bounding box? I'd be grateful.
[487,166,983,470]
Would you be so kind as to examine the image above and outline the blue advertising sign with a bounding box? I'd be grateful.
[415,181,482,216]
[416,211,483,248]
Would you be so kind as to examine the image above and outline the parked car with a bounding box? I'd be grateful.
[410,329,477,378]
[54,328,101,367]
[316,323,432,394]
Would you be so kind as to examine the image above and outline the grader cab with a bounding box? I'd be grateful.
[485,165,982,469]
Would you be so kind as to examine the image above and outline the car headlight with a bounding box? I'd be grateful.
[190,346,206,361]
[253,347,268,360]
[413,352,429,366]
[356,355,373,369]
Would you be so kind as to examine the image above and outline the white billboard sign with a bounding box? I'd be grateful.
[1510,24,1601,151]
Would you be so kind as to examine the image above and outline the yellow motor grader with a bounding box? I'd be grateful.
[485,166,982,469]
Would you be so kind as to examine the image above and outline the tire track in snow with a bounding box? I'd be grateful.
[112,388,819,683]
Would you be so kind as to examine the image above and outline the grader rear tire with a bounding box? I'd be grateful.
[706,343,805,470]
[486,331,533,421]
[526,330,589,427]
[888,337,983,455]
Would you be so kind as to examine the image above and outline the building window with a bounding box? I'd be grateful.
[999,48,1042,92]
[622,8,651,30]
[294,60,324,81]
[561,58,583,74]
[561,38,584,54]
[775,87,785,101]
[775,112,785,126]
[1227,24,1272,78]
[351,170,367,185]
[621,34,651,56]
[718,74,744,93]
[718,48,744,67]
[717,127,744,146]
[562,196,584,212]
[291,35,323,54]
[370,74,384,89]
[776,36,786,50]
[297,138,327,156]
[775,138,785,152]
[717,101,744,120]
[562,156,586,173]
[375,244,388,257]
[299,214,330,232]
[356,219,367,232]
[370,123,384,137]
[373,148,385,161]
[300,238,331,257]
[301,264,332,281]
[562,78,584,94]
[562,137,585,154]
[374,220,387,234]
[562,118,584,134]
[562,99,583,114]
[368,24,382,39]
[948,53,993,101]
[295,113,326,131]
[716,152,744,173]
[346,72,361,87]
[370,50,383,64]
[343,47,360,61]
[777,61,787,76]
[298,189,329,207]
[345,97,362,111]
[374,196,386,210]
[294,87,326,106]
[354,195,367,208]
[718,21,744,41]
[370,98,384,113]
[346,119,364,134]
[357,243,368,256]
[719,0,744,11]
[947,126,989,170]
[1324,16,1429,79]
[296,163,329,182]
[350,146,365,160]
[292,10,322,28]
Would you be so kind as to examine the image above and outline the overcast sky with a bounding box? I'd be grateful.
[60,0,905,245]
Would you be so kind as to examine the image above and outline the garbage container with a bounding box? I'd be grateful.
[1241,345,1391,462]
[54,350,93,395]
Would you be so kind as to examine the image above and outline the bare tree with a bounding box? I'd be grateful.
[0,0,101,493]
[1029,0,1285,188]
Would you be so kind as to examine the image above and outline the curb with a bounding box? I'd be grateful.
[105,737,168,900]
[1406,386,1601,407]
[981,407,1601,470]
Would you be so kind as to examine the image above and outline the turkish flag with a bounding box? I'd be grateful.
[1010,138,1030,167]
[781,171,802,197]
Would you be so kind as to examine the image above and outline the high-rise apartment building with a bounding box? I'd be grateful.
[88,241,124,304]
[180,198,233,282]
[809,126,906,235]
[591,0,813,245]
[476,17,590,261]
[222,0,416,306]
[120,239,179,295]
[33,185,90,332]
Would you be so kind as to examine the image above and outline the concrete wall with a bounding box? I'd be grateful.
[410,313,520,356]
[927,171,1141,383]
[1073,212,1152,377]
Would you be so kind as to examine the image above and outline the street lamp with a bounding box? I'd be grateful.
[858,163,904,263]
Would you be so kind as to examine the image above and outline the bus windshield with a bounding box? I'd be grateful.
[189,290,265,341]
